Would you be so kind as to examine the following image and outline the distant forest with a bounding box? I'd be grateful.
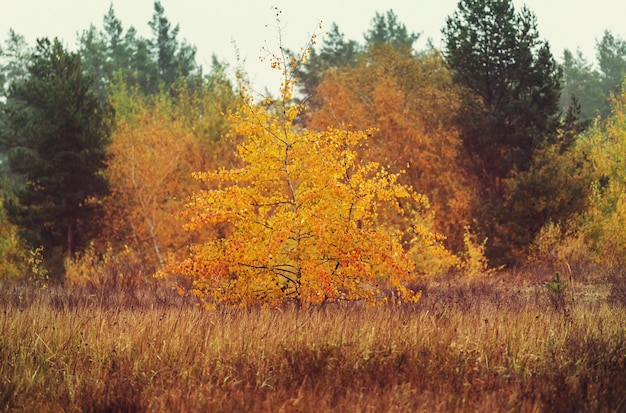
[1,0,626,305]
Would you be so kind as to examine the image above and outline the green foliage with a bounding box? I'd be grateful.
[172,56,240,151]
[443,0,563,195]
[596,30,626,100]
[560,49,605,120]
[293,10,417,102]
[0,38,112,274]
[558,31,626,121]
[442,0,593,264]
[78,2,201,100]
[545,271,568,293]
[0,29,31,99]
[501,133,593,262]
[545,271,569,315]
[364,10,419,52]
[291,23,362,100]
[149,1,198,88]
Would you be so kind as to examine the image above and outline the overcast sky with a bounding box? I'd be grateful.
[1,1,624,91]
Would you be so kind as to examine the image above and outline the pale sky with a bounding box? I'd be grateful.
[1,1,625,92]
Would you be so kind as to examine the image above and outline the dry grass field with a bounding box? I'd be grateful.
[1,267,625,412]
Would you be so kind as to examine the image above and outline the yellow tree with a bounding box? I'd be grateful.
[305,46,477,250]
[103,85,202,267]
[162,64,452,307]
[581,82,626,264]
[0,198,29,281]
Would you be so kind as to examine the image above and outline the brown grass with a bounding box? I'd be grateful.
[1,269,625,412]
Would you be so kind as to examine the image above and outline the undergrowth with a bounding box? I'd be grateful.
[0,269,624,412]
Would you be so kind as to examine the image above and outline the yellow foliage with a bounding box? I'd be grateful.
[581,82,626,264]
[456,226,497,278]
[65,244,146,290]
[0,202,29,282]
[306,47,477,250]
[0,200,49,285]
[162,80,452,307]
[530,221,590,274]
[103,86,205,268]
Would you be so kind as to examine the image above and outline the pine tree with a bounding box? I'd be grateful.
[0,38,112,273]
[442,0,575,263]
[148,1,199,89]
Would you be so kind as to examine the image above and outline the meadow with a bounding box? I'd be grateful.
[1,266,625,412]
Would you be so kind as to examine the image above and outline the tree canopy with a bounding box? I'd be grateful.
[0,38,112,272]
[79,2,200,100]
[441,0,589,263]
[1,3,626,293]
[443,0,563,197]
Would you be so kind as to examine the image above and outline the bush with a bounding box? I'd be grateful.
[65,244,150,292]
[529,221,593,281]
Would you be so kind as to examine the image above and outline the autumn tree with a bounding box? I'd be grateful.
[0,38,112,274]
[101,60,239,270]
[170,57,241,170]
[306,43,476,250]
[293,10,415,102]
[162,44,452,307]
[104,86,196,267]
[580,81,626,264]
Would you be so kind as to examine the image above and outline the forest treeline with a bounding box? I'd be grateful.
[1,1,626,306]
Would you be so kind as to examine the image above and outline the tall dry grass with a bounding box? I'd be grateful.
[1,270,625,412]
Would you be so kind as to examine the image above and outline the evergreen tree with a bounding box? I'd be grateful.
[443,0,577,263]
[148,1,199,90]
[560,48,604,120]
[78,5,158,100]
[78,25,109,101]
[443,0,562,196]
[0,38,112,273]
[0,31,32,190]
[292,23,361,100]
[596,30,626,101]
[293,10,417,102]
[364,10,419,52]
[0,30,31,99]
[79,2,200,99]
